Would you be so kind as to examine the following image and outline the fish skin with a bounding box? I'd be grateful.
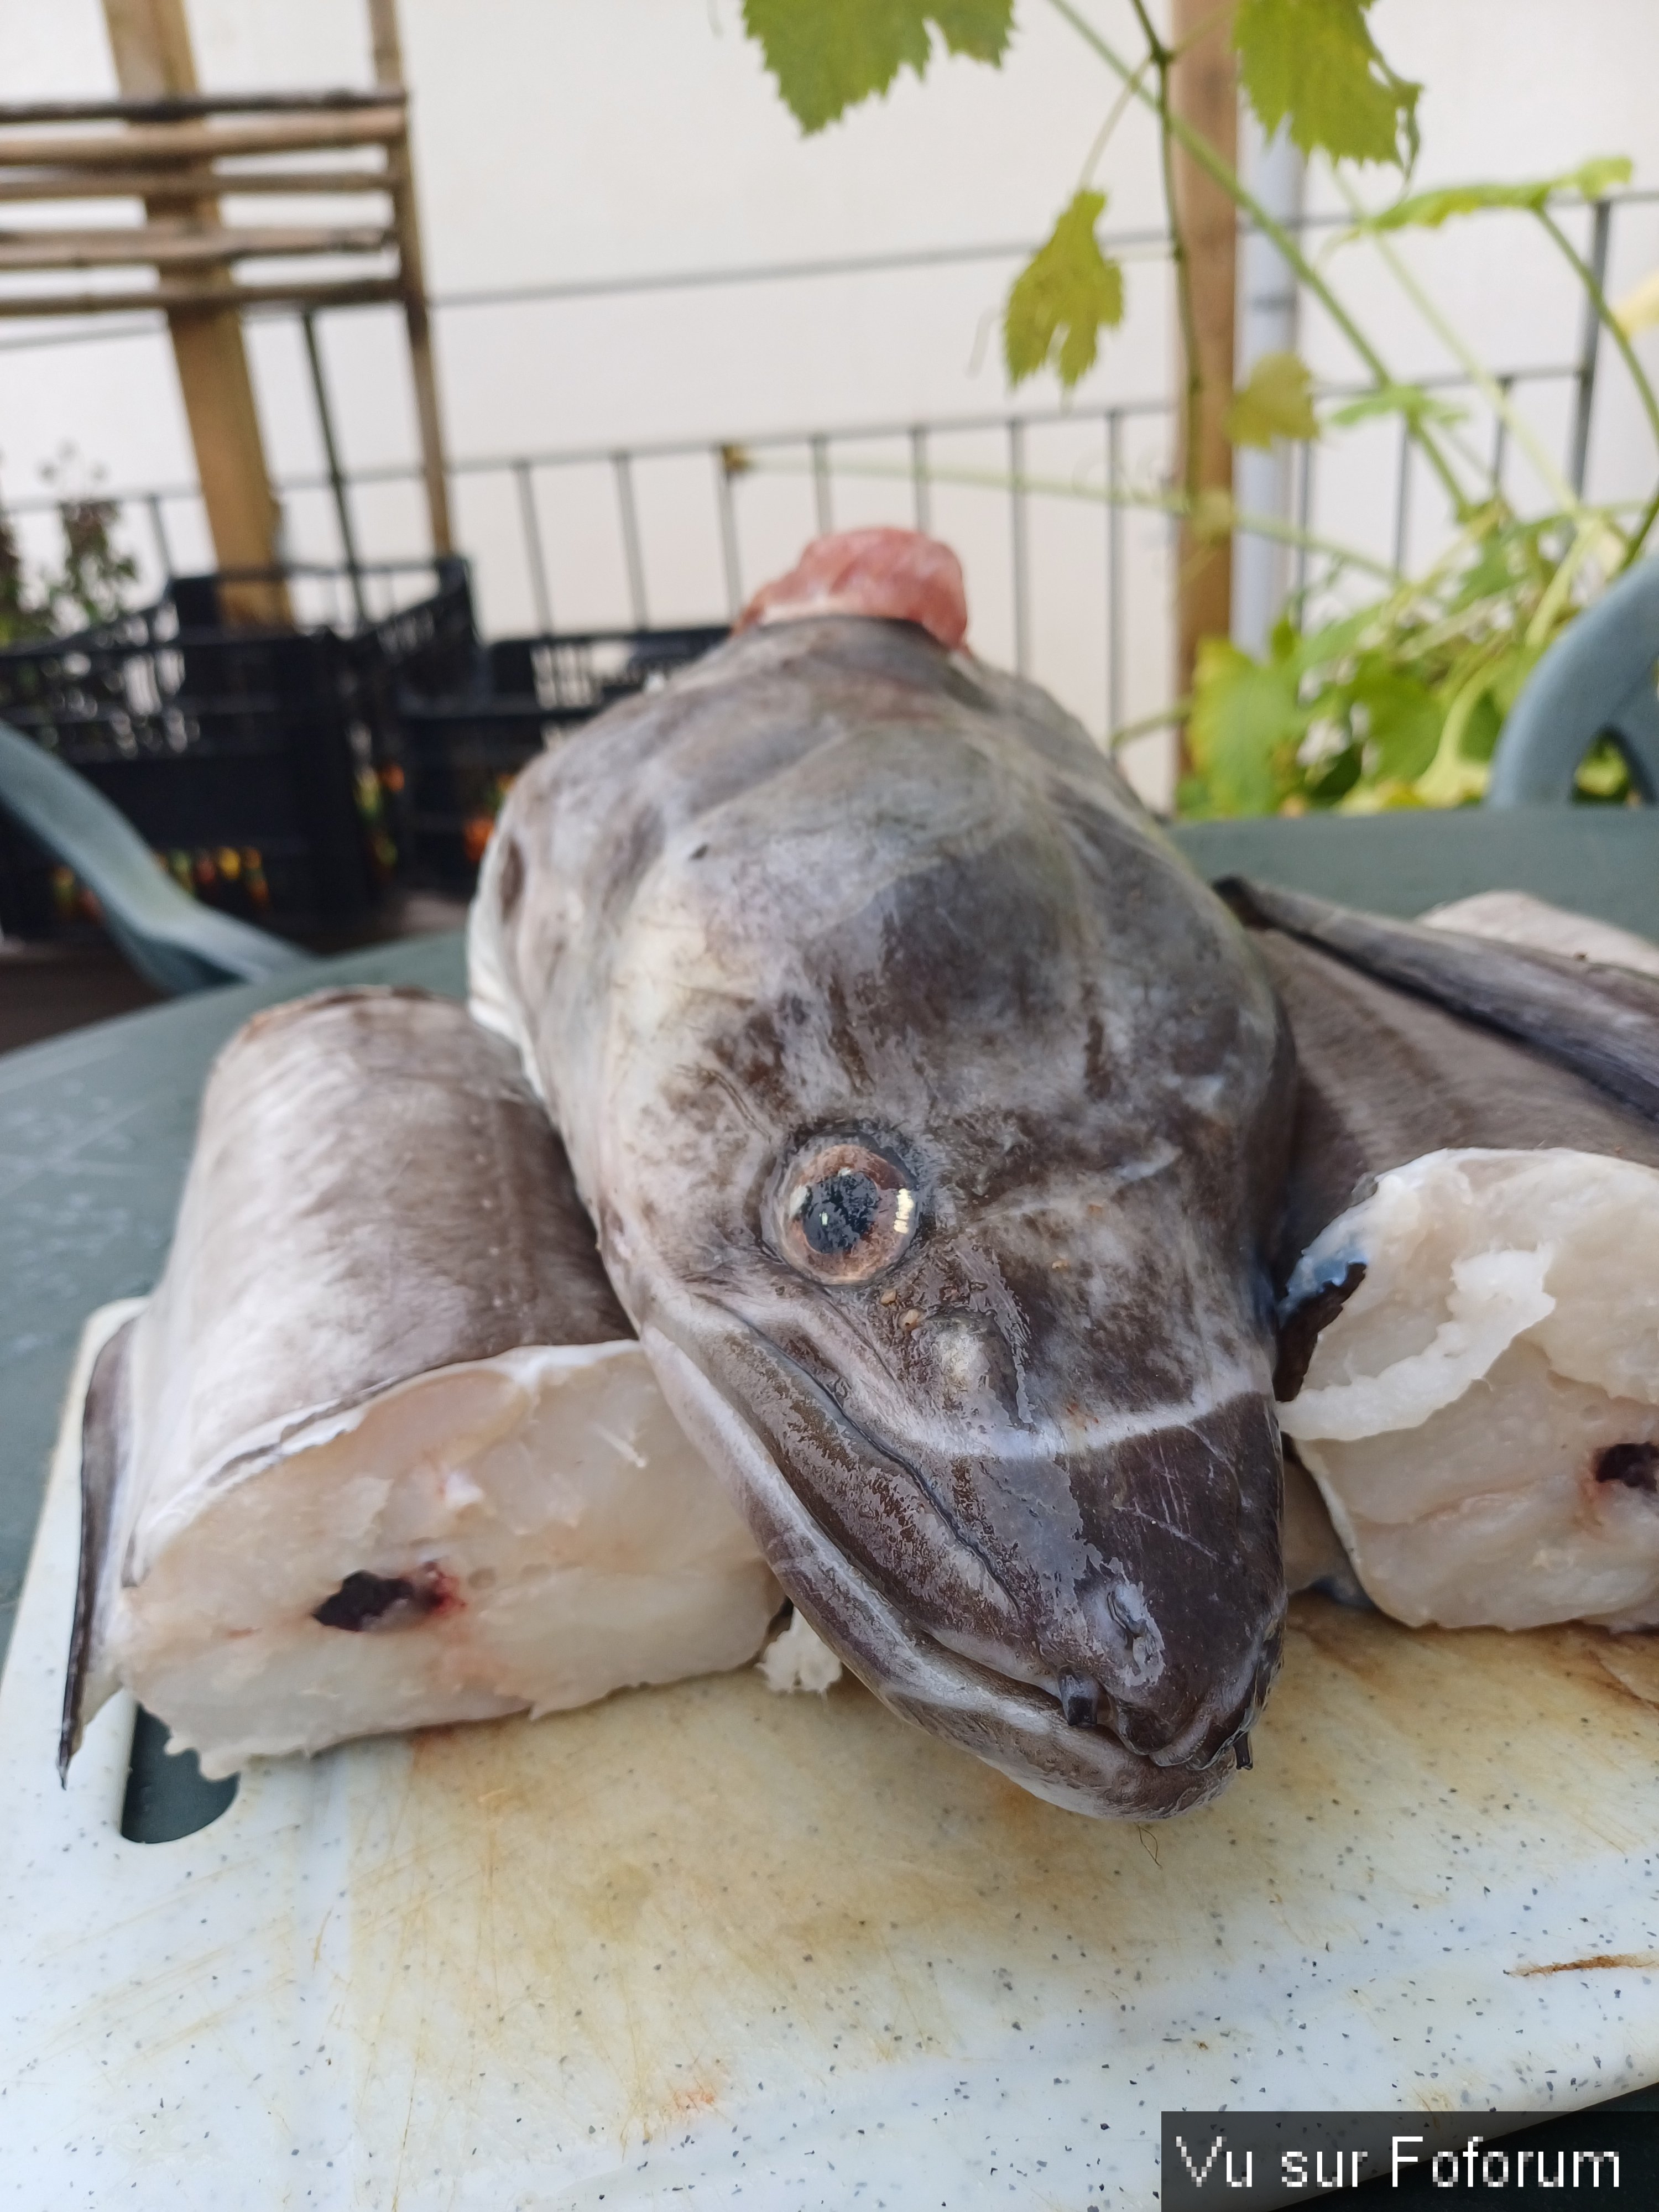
[1223,878,1659,1128]
[473,613,1296,1816]
[1217,881,1659,1299]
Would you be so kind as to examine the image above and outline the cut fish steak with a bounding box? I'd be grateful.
[1239,882,1659,1634]
[62,988,779,1781]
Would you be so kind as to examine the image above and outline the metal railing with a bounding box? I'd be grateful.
[3,191,1656,749]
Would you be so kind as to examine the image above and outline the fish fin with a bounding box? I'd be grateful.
[1219,876,1659,1125]
[59,1316,137,1782]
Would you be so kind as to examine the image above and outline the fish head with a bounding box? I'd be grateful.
[550,619,1295,1816]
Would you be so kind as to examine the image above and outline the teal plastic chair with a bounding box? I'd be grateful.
[1486,556,1659,805]
[0,719,306,996]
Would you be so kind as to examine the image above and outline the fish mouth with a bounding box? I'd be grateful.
[639,1316,1255,1820]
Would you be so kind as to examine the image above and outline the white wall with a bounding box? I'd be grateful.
[2,0,1657,806]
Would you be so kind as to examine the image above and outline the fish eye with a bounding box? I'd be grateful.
[776,1138,919,1285]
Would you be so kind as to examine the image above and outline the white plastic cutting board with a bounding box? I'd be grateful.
[5,1306,1659,2210]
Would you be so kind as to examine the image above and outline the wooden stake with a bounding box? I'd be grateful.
[1170,0,1239,723]
[101,0,289,625]
[367,0,452,554]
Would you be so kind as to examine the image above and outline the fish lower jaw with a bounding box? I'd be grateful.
[926,1621,1268,1773]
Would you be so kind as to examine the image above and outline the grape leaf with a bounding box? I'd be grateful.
[742,0,1014,135]
[1366,156,1633,231]
[1327,383,1465,430]
[1234,0,1420,170]
[1004,190,1125,389]
[1347,662,1442,783]
[1187,636,1305,816]
[1225,351,1318,448]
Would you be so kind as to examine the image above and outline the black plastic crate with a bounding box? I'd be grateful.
[398,624,727,888]
[0,561,475,941]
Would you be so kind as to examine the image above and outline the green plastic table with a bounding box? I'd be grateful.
[3,807,1657,1671]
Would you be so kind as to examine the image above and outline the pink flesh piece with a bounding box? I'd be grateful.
[735,528,969,651]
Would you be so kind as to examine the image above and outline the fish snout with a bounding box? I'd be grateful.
[1047,1393,1286,1769]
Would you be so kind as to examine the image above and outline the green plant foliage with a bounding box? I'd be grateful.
[1367,156,1633,231]
[1181,512,1599,818]
[1004,189,1124,388]
[741,0,1014,134]
[0,469,139,644]
[1234,0,1421,171]
[1226,351,1319,448]
[51,493,138,630]
[1326,383,1466,431]
[0,508,54,646]
[1187,633,1304,816]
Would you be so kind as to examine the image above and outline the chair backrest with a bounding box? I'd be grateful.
[0,720,306,996]
[1487,556,1659,805]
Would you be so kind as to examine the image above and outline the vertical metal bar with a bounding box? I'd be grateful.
[614,451,648,629]
[1107,411,1123,737]
[1491,374,1513,492]
[1008,418,1029,678]
[1293,435,1314,606]
[515,461,552,634]
[300,309,367,624]
[810,435,833,535]
[1391,415,1412,575]
[713,447,743,619]
[145,492,174,578]
[910,426,931,534]
[1569,198,1613,497]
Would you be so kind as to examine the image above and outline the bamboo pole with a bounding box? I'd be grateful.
[0,166,394,203]
[1170,0,1239,718]
[0,90,402,124]
[101,0,289,625]
[0,110,405,169]
[0,223,393,271]
[0,279,402,319]
[367,0,452,554]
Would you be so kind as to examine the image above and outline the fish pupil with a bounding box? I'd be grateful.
[801,1170,881,1255]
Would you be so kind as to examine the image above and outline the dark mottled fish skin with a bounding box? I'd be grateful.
[1224,879,1659,1129]
[474,616,1295,1817]
[1248,927,1659,1288]
[59,1317,137,1779]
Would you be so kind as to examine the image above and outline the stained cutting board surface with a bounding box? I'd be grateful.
[4,1311,1659,2209]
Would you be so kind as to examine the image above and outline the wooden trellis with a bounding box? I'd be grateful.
[0,0,449,626]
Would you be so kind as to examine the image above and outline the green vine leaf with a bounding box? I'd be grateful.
[1327,382,1466,431]
[1234,0,1421,171]
[1365,156,1634,231]
[1187,637,1305,817]
[741,0,1014,135]
[1347,661,1441,783]
[1226,351,1319,448]
[1004,190,1125,389]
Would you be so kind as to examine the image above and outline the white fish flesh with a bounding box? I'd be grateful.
[63,988,779,1781]
[1280,1147,1659,1630]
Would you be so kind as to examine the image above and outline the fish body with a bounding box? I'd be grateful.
[472,606,1294,1816]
